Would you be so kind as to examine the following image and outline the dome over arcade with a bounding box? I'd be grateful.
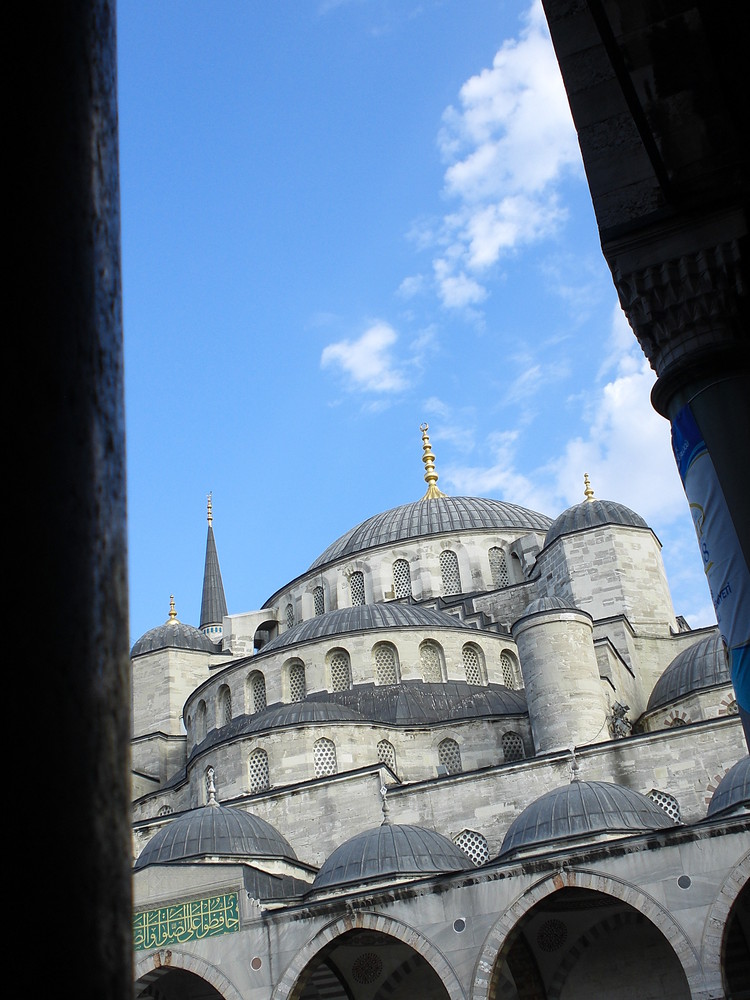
[311,821,468,891]
[499,780,675,858]
[647,631,728,712]
[707,756,750,818]
[135,800,297,870]
[544,475,648,548]
[258,603,481,654]
[131,597,217,658]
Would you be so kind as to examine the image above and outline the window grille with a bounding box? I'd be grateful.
[463,644,482,685]
[489,547,510,587]
[420,641,443,683]
[454,829,488,866]
[377,739,396,770]
[286,603,295,628]
[289,661,306,702]
[374,643,398,685]
[502,731,525,762]
[500,652,516,689]
[249,748,270,793]
[249,672,266,713]
[313,586,325,616]
[440,550,461,595]
[330,650,352,691]
[648,789,681,823]
[393,559,412,598]
[727,698,739,715]
[438,738,462,774]
[350,571,365,606]
[219,686,232,726]
[666,715,688,728]
[314,738,337,777]
[157,805,173,816]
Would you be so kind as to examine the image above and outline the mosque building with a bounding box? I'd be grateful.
[131,426,749,999]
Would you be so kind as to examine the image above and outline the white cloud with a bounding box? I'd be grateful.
[320,321,408,393]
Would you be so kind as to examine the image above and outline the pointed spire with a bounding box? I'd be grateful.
[583,473,595,502]
[380,784,390,825]
[167,595,179,624]
[206,766,218,806]
[420,423,446,500]
[199,493,228,636]
[569,747,581,782]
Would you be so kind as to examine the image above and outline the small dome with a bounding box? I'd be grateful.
[131,619,216,657]
[647,632,729,712]
[707,757,750,818]
[499,781,675,858]
[247,700,368,731]
[306,496,552,573]
[520,595,580,616]
[134,803,296,869]
[311,822,467,890]
[259,603,475,655]
[544,498,648,547]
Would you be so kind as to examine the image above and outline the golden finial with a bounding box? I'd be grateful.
[583,473,595,502]
[207,491,213,525]
[167,595,180,623]
[420,423,446,499]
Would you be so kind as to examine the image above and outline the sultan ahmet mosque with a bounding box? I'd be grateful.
[131,426,749,1000]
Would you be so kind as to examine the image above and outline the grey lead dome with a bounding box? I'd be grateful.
[308,495,552,572]
[707,756,750,818]
[647,632,729,712]
[544,498,648,548]
[131,619,216,658]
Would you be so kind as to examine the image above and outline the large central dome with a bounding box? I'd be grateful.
[309,495,552,571]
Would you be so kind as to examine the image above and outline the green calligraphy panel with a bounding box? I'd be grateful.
[134,892,240,950]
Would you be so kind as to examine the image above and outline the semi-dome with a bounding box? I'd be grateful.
[499,780,675,858]
[131,602,216,657]
[707,757,750,818]
[544,497,648,548]
[246,700,368,731]
[647,632,728,712]
[519,595,580,616]
[259,603,478,655]
[307,495,552,572]
[134,802,296,870]
[311,822,468,890]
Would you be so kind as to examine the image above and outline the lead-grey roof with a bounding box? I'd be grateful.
[258,603,477,655]
[499,781,675,858]
[544,499,648,547]
[131,619,216,658]
[134,803,297,869]
[646,632,729,711]
[707,757,750,818]
[308,496,552,571]
[200,523,228,629]
[311,822,468,890]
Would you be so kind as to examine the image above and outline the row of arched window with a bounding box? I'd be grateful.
[284,547,516,624]
[238,730,526,795]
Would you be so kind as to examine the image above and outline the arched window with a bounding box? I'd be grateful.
[248,671,267,714]
[218,685,232,726]
[648,789,682,823]
[489,546,509,588]
[438,738,462,775]
[419,640,444,683]
[454,829,489,866]
[289,660,306,702]
[502,731,525,762]
[314,737,337,777]
[285,603,295,628]
[440,549,461,595]
[313,586,325,616]
[249,748,270,793]
[350,570,365,606]
[377,739,396,771]
[393,558,412,598]
[195,700,207,743]
[329,648,352,691]
[500,651,517,689]
[158,805,173,816]
[373,642,399,685]
[462,643,484,685]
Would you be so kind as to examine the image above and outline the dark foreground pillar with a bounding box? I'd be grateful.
[25,2,133,994]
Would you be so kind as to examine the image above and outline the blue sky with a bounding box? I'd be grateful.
[118,0,715,646]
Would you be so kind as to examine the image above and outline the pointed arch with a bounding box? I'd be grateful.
[135,949,244,1000]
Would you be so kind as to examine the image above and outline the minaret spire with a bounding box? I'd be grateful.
[420,423,446,500]
[199,492,228,641]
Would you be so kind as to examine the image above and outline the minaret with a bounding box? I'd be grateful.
[420,423,446,499]
[199,493,228,643]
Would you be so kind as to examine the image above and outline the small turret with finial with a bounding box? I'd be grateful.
[420,423,446,499]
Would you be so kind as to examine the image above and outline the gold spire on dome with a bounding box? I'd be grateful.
[583,473,595,502]
[420,423,446,500]
[207,491,213,526]
[167,595,180,624]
